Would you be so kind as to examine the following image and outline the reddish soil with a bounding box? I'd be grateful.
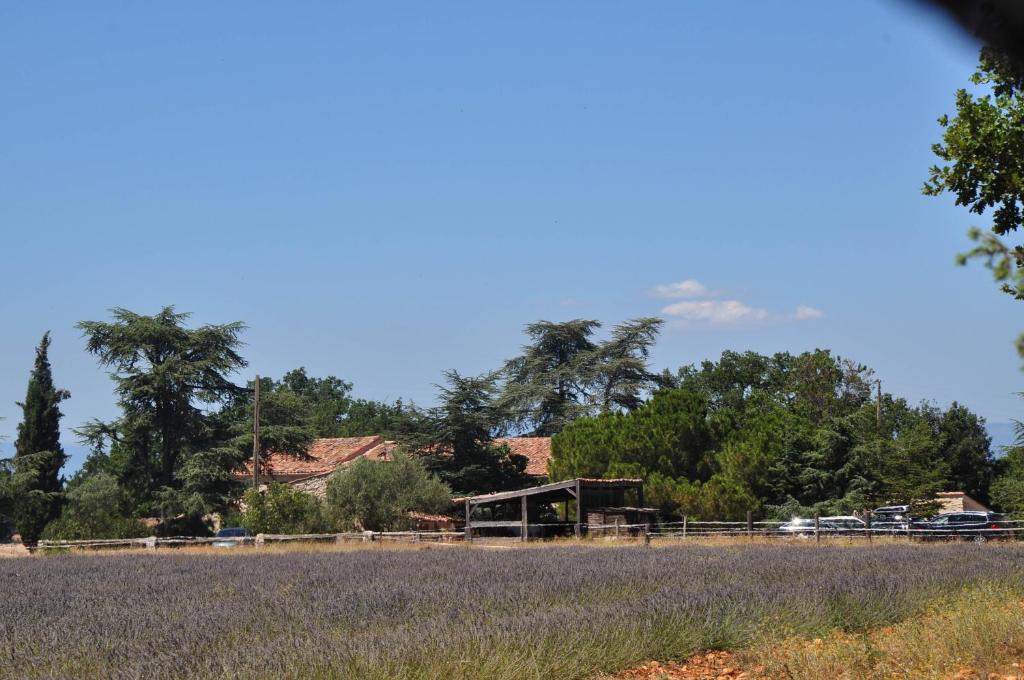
[611,652,758,680]
[612,653,1024,680]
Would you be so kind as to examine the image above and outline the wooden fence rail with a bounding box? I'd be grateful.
[31,519,1024,552]
[36,530,466,551]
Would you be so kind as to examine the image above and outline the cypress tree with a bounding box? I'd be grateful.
[13,332,69,543]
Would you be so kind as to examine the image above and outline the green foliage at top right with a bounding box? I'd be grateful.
[925,47,1024,356]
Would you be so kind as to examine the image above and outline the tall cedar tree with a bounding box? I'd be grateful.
[501,319,601,436]
[501,318,663,436]
[595,318,664,412]
[13,332,69,543]
[414,370,530,495]
[77,308,246,509]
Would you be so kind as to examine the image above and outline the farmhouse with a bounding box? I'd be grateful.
[237,435,553,497]
[933,491,991,514]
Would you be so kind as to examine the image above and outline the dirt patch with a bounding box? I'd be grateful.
[608,652,758,680]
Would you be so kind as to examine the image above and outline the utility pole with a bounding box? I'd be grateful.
[875,379,882,432]
[252,375,261,491]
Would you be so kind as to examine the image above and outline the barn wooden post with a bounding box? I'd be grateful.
[814,514,820,544]
[464,499,473,544]
[574,479,582,539]
[520,495,528,543]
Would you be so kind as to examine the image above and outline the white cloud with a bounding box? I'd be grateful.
[661,300,768,324]
[653,279,709,299]
[652,279,821,326]
[793,305,825,320]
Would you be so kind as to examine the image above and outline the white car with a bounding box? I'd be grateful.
[778,516,866,536]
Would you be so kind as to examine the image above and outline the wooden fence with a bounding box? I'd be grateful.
[31,516,1024,552]
[35,530,465,551]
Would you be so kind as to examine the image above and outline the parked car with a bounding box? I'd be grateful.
[821,516,867,533]
[910,512,1010,542]
[212,527,251,548]
[778,518,816,537]
[777,516,866,537]
[871,504,912,533]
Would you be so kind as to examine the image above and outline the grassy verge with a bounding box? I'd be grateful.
[744,582,1024,679]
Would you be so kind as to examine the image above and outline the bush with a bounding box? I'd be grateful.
[326,454,451,531]
[40,515,149,541]
[41,473,150,540]
[240,483,330,535]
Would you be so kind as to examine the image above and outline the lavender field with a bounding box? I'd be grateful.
[3,544,1024,680]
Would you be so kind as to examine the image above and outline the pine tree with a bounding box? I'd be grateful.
[13,332,69,544]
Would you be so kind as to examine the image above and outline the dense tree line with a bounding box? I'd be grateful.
[3,306,1021,542]
[551,350,1000,520]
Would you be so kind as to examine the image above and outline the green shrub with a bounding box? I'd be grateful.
[326,454,451,531]
[40,515,149,541]
[41,473,150,540]
[240,483,330,535]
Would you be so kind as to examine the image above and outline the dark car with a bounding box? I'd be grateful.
[910,511,1010,542]
[212,527,252,548]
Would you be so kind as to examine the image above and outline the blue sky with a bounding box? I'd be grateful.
[1,2,1020,471]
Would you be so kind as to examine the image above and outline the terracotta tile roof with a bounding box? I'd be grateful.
[495,436,552,477]
[239,436,388,478]
[239,435,548,480]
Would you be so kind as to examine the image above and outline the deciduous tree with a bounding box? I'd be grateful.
[925,46,1024,357]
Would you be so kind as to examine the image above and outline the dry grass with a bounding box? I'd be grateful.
[0,542,30,558]
[17,532,996,559]
[745,582,1024,679]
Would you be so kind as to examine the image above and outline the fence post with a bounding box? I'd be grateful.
[746,511,753,539]
[682,515,687,539]
[574,479,582,540]
[464,499,473,544]
[866,510,872,544]
[644,523,651,547]
[614,517,620,539]
[520,495,528,543]
[814,514,820,544]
